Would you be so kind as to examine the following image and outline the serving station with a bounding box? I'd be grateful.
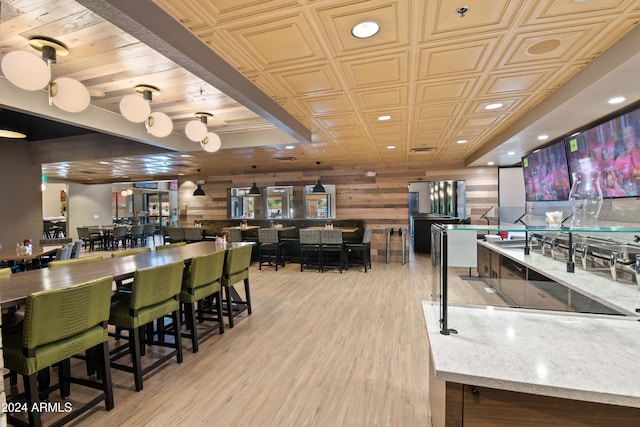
[426,223,640,427]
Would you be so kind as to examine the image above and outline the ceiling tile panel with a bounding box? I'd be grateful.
[272,63,342,96]
[352,86,408,109]
[481,70,551,95]
[417,37,500,79]
[298,94,354,115]
[414,78,476,104]
[413,103,462,120]
[340,51,408,88]
[226,14,326,68]
[314,0,410,57]
[328,126,367,139]
[422,0,523,40]
[314,114,361,129]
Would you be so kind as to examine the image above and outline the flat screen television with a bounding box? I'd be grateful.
[566,106,640,198]
[522,140,571,201]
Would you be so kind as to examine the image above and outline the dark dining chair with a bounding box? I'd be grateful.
[258,228,285,271]
[320,229,344,273]
[299,229,322,272]
[345,228,373,272]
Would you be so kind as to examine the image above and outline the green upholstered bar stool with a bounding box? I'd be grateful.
[108,260,184,391]
[111,247,152,293]
[156,241,187,250]
[2,276,115,427]
[220,244,253,328]
[180,251,225,352]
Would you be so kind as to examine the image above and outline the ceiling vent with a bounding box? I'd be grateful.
[274,156,297,161]
[410,147,435,153]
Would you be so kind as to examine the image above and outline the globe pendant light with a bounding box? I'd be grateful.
[193,169,206,196]
[185,112,212,142]
[312,161,326,193]
[119,85,156,123]
[248,165,261,196]
[201,132,221,152]
[1,36,90,113]
[146,111,173,137]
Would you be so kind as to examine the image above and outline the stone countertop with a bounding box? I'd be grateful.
[423,301,640,408]
[479,240,640,316]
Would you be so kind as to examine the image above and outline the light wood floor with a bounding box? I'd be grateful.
[4,247,503,427]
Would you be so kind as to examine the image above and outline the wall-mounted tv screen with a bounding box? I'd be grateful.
[522,140,571,201]
[566,106,640,198]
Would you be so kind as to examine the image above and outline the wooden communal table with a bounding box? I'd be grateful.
[223,225,261,231]
[0,241,252,309]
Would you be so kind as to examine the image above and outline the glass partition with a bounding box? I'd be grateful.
[432,223,640,335]
[304,185,336,219]
[265,186,293,218]
[229,188,258,219]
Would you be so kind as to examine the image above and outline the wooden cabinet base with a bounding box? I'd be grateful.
[430,357,640,426]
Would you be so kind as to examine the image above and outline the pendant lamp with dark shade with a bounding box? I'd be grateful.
[312,161,326,193]
[248,165,261,196]
[193,169,206,196]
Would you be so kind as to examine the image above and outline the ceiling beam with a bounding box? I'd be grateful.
[77,0,311,146]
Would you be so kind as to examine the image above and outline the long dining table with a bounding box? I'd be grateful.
[0,241,253,310]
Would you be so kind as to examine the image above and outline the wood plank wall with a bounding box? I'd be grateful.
[178,165,498,263]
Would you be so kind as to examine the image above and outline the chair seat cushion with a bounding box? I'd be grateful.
[180,281,221,304]
[110,295,179,329]
[3,325,106,375]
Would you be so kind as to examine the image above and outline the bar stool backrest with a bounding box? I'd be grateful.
[320,229,342,245]
[227,229,243,242]
[258,228,279,244]
[299,229,321,245]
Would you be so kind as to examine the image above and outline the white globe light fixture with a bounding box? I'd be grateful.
[146,111,173,137]
[201,132,221,152]
[185,112,212,142]
[1,50,50,91]
[49,77,91,113]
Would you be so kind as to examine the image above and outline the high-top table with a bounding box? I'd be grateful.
[0,241,252,309]
[0,245,62,271]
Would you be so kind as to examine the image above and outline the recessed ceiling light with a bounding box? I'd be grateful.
[351,21,380,38]
[485,103,503,110]
[456,139,468,144]
[487,161,495,166]
[507,151,516,156]
[377,115,392,121]
[285,145,295,150]
[386,145,396,149]
[608,96,626,104]
[99,161,109,165]
[537,134,549,140]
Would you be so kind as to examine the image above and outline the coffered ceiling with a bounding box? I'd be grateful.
[1,0,639,183]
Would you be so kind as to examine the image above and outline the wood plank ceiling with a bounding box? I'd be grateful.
[1,0,639,183]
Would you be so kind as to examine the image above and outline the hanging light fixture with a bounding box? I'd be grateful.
[248,165,261,196]
[119,85,155,123]
[185,112,212,142]
[1,36,91,113]
[312,161,326,193]
[193,169,206,196]
[201,132,222,153]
